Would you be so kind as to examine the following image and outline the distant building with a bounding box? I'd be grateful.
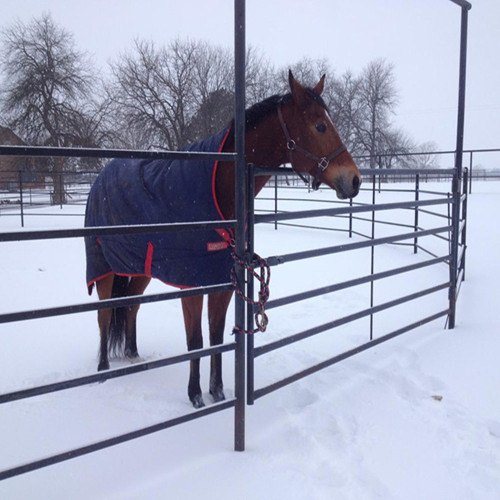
[0,126,44,190]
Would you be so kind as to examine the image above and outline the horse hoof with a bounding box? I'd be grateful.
[97,360,109,371]
[191,394,205,409]
[124,348,140,359]
[126,354,144,364]
[210,387,226,403]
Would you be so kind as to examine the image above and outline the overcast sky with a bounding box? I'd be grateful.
[2,0,499,166]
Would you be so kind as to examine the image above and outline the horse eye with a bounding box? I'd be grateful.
[315,123,327,133]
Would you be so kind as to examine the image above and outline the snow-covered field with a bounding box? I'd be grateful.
[0,181,499,499]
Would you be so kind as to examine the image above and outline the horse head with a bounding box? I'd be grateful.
[280,70,361,199]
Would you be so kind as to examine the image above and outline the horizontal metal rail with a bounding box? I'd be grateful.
[0,342,236,404]
[263,255,449,311]
[266,226,450,267]
[415,245,443,260]
[418,208,450,219]
[255,282,449,358]
[0,398,236,481]
[255,197,452,225]
[418,188,452,197]
[0,144,237,162]
[252,309,449,401]
[265,221,349,234]
[349,215,414,230]
[0,283,232,324]
[253,166,456,178]
[0,219,236,243]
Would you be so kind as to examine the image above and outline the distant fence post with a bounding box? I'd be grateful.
[349,197,353,237]
[274,175,278,230]
[468,151,473,194]
[18,170,24,228]
[414,174,419,253]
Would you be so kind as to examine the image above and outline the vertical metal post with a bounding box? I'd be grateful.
[469,151,473,194]
[59,172,64,209]
[233,0,246,451]
[274,175,278,230]
[377,156,382,193]
[348,198,353,238]
[247,164,255,405]
[369,175,376,341]
[461,168,468,281]
[19,170,24,228]
[414,174,419,254]
[449,3,470,329]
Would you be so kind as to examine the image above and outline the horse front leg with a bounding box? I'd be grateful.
[208,290,233,403]
[96,275,115,371]
[124,276,151,361]
[181,295,205,408]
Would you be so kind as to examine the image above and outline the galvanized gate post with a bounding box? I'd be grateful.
[233,0,247,451]
[247,164,256,406]
[449,1,471,329]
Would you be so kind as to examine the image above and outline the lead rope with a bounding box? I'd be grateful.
[231,247,271,335]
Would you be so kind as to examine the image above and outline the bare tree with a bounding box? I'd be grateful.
[108,39,192,150]
[245,47,278,105]
[355,59,398,168]
[328,71,364,156]
[0,13,95,202]
[108,39,237,150]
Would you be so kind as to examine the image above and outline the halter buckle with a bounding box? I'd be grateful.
[286,139,296,151]
[318,157,329,171]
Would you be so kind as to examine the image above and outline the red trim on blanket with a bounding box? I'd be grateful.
[212,127,234,244]
[87,271,114,295]
[145,242,153,277]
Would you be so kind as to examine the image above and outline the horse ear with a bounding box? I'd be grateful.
[288,69,306,106]
[313,74,326,96]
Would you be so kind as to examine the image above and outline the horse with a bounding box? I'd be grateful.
[84,71,361,408]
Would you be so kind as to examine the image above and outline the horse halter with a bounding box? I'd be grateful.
[277,104,346,190]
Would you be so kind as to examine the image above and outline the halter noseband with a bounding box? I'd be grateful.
[277,104,346,190]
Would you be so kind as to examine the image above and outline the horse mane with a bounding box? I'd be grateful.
[229,87,329,133]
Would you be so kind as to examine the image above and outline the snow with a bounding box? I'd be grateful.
[0,181,499,499]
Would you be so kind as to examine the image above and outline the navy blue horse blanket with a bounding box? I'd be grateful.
[85,127,233,292]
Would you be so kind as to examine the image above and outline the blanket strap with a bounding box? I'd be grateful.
[231,249,271,335]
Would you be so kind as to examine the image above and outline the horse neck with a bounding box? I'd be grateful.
[215,114,287,220]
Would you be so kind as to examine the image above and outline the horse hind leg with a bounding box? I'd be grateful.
[124,276,151,361]
[181,295,205,409]
[96,274,115,371]
[208,291,233,403]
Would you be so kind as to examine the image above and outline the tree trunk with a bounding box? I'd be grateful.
[51,158,66,205]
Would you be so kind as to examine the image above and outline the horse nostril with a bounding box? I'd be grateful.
[353,175,360,192]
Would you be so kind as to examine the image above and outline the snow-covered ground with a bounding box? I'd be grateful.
[0,181,499,499]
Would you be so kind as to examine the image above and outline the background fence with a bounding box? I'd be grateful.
[1,148,497,228]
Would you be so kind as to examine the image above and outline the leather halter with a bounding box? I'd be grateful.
[277,104,346,190]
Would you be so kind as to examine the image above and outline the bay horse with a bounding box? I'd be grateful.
[85,71,361,408]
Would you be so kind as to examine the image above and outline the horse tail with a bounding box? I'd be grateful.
[108,275,130,357]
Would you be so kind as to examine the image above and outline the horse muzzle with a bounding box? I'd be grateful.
[331,170,362,200]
